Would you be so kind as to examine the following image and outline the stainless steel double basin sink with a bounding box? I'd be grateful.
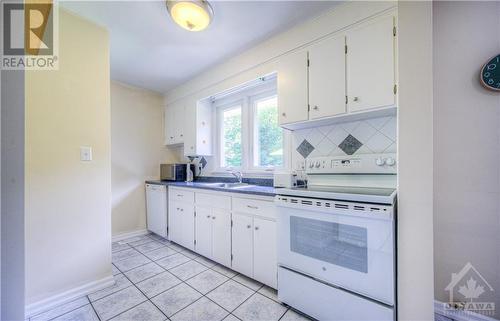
[197,182,255,189]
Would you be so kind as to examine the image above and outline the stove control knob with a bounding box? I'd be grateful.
[375,157,385,166]
[315,161,321,168]
[385,157,396,166]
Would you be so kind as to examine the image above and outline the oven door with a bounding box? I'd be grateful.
[276,196,395,306]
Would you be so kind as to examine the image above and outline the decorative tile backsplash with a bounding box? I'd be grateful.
[292,116,397,170]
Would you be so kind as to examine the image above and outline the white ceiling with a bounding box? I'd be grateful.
[60,1,339,93]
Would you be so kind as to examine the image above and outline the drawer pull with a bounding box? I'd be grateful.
[255,226,259,231]
[247,205,258,209]
[177,194,183,197]
[246,225,251,229]
[212,216,216,220]
[206,215,210,218]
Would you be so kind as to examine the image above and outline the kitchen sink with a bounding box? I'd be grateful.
[198,182,254,189]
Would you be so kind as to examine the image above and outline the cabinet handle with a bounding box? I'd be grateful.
[180,134,183,137]
[206,215,210,218]
[313,105,319,110]
[255,226,259,231]
[246,225,251,229]
[281,112,286,117]
[190,146,194,150]
[212,216,216,220]
[353,97,359,102]
[180,208,184,212]
[177,194,183,197]
[170,136,174,139]
[246,205,258,209]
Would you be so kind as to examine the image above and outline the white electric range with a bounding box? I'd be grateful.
[275,153,397,321]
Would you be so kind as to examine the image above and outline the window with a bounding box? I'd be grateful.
[253,95,283,168]
[214,78,285,172]
[220,105,242,168]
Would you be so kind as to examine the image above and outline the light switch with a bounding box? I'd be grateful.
[80,146,92,161]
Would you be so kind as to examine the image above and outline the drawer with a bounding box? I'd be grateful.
[196,192,231,210]
[232,197,276,219]
[169,188,195,203]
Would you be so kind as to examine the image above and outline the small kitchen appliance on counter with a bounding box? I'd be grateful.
[275,153,397,321]
[160,163,195,181]
[273,171,299,188]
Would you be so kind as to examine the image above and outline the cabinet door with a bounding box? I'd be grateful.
[174,105,185,144]
[212,209,231,267]
[165,106,176,145]
[180,203,195,250]
[231,213,254,277]
[253,218,277,289]
[277,50,309,125]
[168,201,183,244]
[195,206,213,258]
[346,15,395,112]
[309,35,346,119]
[183,102,196,155]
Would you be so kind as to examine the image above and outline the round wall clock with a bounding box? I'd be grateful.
[480,54,500,91]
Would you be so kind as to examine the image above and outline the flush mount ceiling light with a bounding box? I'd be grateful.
[166,0,214,32]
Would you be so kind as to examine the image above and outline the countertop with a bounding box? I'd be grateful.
[145,180,277,197]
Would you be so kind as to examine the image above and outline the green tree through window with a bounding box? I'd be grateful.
[255,96,283,167]
[222,107,242,167]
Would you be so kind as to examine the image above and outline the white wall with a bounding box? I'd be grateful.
[433,2,500,319]
[397,2,435,320]
[111,81,177,237]
[25,9,112,311]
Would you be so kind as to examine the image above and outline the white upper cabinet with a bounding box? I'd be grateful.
[276,13,397,129]
[309,34,347,120]
[183,99,213,157]
[346,15,396,112]
[277,49,309,125]
[164,101,184,145]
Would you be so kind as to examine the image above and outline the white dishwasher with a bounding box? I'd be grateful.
[145,184,168,238]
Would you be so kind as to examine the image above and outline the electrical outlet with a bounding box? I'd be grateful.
[80,146,92,161]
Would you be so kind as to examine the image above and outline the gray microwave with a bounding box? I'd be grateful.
[160,163,194,181]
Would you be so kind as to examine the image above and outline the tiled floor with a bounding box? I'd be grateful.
[28,233,313,321]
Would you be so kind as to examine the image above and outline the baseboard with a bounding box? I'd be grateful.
[434,300,498,321]
[26,275,115,318]
[112,229,149,242]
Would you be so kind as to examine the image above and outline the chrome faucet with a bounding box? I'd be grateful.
[227,169,243,183]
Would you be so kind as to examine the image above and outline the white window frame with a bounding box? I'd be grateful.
[213,81,290,175]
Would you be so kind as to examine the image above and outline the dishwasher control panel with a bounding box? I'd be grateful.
[306,153,397,174]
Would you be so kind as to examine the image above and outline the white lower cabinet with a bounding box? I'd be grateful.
[168,188,277,289]
[232,207,277,289]
[194,205,232,266]
[253,217,277,288]
[211,209,232,267]
[195,206,212,258]
[231,213,254,277]
[168,191,195,250]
